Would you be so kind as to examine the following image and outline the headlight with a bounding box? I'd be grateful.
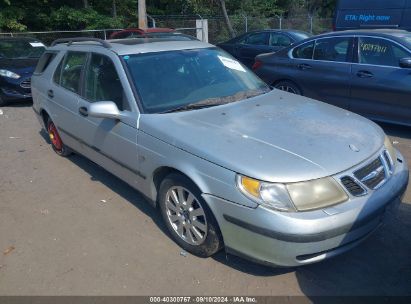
[237,175,348,212]
[384,135,396,164]
[0,69,20,79]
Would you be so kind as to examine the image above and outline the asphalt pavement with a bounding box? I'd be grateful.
[0,102,410,296]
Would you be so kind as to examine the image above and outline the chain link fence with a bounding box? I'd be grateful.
[0,15,333,45]
[154,15,333,44]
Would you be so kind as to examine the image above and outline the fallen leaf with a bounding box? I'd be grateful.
[3,246,15,255]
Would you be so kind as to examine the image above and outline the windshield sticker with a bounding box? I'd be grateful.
[218,55,246,72]
[360,43,387,53]
[123,55,130,60]
[29,42,45,47]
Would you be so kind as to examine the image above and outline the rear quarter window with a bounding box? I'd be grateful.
[292,41,315,59]
[34,51,58,75]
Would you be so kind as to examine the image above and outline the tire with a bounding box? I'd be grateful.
[0,95,6,107]
[274,80,302,95]
[158,173,223,257]
[46,118,71,157]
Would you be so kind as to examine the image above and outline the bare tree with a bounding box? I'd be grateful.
[83,0,88,9]
[219,0,235,38]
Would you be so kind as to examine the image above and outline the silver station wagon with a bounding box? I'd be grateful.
[31,37,409,267]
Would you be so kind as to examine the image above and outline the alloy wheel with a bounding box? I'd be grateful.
[276,85,298,94]
[165,186,208,246]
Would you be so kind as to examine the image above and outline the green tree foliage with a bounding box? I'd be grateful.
[0,0,336,32]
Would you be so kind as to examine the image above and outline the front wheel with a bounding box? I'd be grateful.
[46,118,71,157]
[158,173,223,257]
[274,81,302,95]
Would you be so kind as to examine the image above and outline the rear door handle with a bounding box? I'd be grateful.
[357,70,373,78]
[47,89,54,98]
[297,63,312,70]
[78,107,88,117]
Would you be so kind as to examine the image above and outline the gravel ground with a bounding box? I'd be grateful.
[0,102,410,296]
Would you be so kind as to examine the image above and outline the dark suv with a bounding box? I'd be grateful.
[0,37,46,106]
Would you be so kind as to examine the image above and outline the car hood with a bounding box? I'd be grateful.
[0,58,38,74]
[140,90,385,183]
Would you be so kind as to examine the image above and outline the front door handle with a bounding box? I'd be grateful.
[78,107,88,117]
[47,89,54,98]
[297,63,312,70]
[357,70,373,78]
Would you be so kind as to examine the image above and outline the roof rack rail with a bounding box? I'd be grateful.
[51,37,111,48]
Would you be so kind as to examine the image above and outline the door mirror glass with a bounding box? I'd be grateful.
[399,57,411,68]
[88,101,121,119]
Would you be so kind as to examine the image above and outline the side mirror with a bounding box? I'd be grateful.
[88,101,121,120]
[399,57,411,69]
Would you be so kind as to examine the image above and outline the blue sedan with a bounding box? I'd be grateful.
[0,37,46,106]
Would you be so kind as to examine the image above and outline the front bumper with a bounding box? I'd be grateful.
[0,76,32,102]
[203,150,409,267]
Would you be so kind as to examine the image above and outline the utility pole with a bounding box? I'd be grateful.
[138,0,147,29]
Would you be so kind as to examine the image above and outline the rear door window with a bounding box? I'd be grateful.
[269,33,292,47]
[60,51,87,94]
[292,41,315,59]
[245,32,268,46]
[314,37,352,62]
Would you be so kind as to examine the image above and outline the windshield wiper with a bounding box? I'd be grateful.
[162,89,269,113]
[162,98,225,113]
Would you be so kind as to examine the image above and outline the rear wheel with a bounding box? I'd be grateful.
[274,81,302,95]
[46,118,71,157]
[158,173,223,257]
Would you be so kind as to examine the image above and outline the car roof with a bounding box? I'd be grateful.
[315,29,411,39]
[118,27,174,33]
[48,38,213,55]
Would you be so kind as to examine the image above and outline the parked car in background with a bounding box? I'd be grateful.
[254,29,411,126]
[31,37,408,267]
[0,37,45,106]
[109,27,175,39]
[218,30,311,68]
[334,0,411,31]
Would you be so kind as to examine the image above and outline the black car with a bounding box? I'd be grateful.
[0,37,46,106]
[253,29,411,126]
[217,30,311,68]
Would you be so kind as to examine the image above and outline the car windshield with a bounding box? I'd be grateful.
[123,48,270,113]
[0,39,45,59]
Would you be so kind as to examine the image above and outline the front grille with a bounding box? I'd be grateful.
[383,150,393,173]
[20,78,31,89]
[354,157,386,190]
[340,176,366,196]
